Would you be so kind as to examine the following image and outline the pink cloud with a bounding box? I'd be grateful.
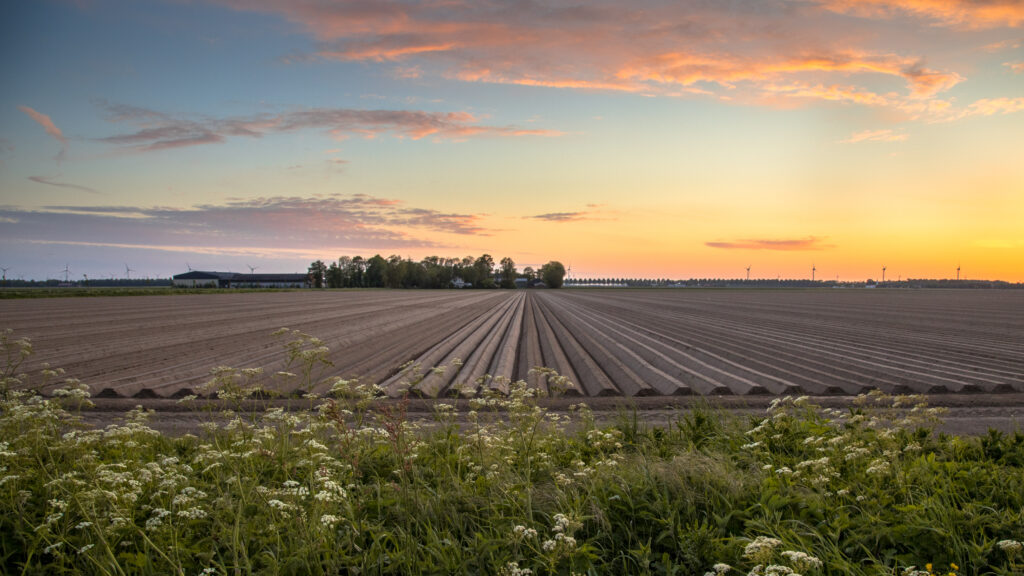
[18,105,67,145]
[210,0,970,116]
[0,194,494,260]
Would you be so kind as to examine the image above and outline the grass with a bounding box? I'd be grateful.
[0,328,1022,575]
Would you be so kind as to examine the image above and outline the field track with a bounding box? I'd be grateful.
[2,289,1023,399]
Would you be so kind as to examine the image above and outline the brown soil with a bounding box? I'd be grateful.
[4,289,1022,406]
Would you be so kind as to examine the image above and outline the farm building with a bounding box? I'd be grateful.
[231,273,310,288]
[172,271,309,288]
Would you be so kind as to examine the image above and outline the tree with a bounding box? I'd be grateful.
[326,262,343,288]
[499,257,517,288]
[522,266,536,281]
[364,255,387,287]
[540,261,566,288]
[473,254,495,288]
[308,260,327,288]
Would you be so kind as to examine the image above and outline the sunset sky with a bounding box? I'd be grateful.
[1,0,1022,282]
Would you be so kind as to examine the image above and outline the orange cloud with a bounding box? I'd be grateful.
[1005,61,1024,72]
[213,1,970,116]
[840,128,908,143]
[706,237,833,251]
[967,97,1024,115]
[18,105,67,145]
[619,50,960,98]
[320,42,456,62]
[819,0,1024,28]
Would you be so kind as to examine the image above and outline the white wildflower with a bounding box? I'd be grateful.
[320,514,341,528]
[744,536,783,564]
[781,550,822,571]
[998,539,1022,553]
[177,507,207,520]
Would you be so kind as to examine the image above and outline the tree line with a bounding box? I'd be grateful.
[307,255,566,289]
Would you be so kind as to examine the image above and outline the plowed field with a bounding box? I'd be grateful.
[3,289,1023,399]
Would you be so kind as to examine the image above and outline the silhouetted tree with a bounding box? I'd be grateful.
[364,255,387,287]
[326,262,343,288]
[308,260,327,288]
[540,261,566,288]
[499,257,517,288]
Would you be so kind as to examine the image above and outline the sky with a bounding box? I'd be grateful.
[1,0,1022,282]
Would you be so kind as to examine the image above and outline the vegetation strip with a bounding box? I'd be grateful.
[1,330,1022,575]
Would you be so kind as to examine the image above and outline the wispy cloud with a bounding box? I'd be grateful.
[817,0,1024,28]
[966,96,1024,116]
[0,194,490,259]
[18,106,67,145]
[705,237,833,251]
[529,211,591,222]
[28,176,100,194]
[213,0,974,117]
[96,102,560,152]
[840,128,908,143]
[1005,61,1024,73]
[527,204,615,223]
[19,105,68,164]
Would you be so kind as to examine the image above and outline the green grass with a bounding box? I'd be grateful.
[1,329,1022,575]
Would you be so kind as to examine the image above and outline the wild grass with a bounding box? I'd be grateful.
[0,328,1022,575]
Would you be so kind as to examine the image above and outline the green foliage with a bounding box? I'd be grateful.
[540,261,567,289]
[1,332,1023,575]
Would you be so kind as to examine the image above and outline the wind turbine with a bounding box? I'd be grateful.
[811,264,816,282]
[247,264,258,274]
[956,264,961,281]
[61,264,70,283]
[1,267,8,283]
[882,266,886,283]
[186,262,193,272]
[125,264,135,280]
[746,265,751,281]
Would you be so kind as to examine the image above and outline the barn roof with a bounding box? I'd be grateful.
[172,271,235,280]
[233,273,308,282]
[173,271,308,282]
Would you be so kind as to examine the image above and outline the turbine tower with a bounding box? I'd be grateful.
[957,264,961,281]
[811,264,816,282]
[1,267,8,283]
[746,265,751,281]
[186,262,193,271]
[125,264,135,280]
[247,264,258,274]
[61,264,70,283]
[882,266,886,283]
